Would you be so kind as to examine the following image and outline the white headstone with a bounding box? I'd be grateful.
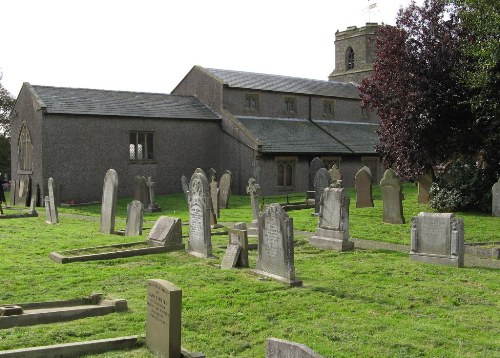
[187,171,213,258]
[99,169,118,234]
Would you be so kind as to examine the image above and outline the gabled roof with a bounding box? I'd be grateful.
[205,68,360,99]
[312,120,379,154]
[29,84,219,120]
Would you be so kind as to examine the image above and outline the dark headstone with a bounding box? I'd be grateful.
[355,166,373,208]
[493,178,500,217]
[416,172,433,204]
[380,169,405,224]
[133,176,150,207]
[309,157,324,191]
[145,177,161,213]
[314,168,331,214]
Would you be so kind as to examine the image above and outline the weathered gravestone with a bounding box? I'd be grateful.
[328,164,343,185]
[99,169,118,234]
[309,157,324,191]
[410,212,464,267]
[125,200,143,236]
[147,216,183,247]
[17,175,30,206]
[220,244,241,270]
[28,197,37,215]
[187,171,214,258]
[314,168,332,214]
[133,175,150,207]
[491,178,500,217]
[246,178,261,236]
[266,338,324,358]
[310,185,353,251]
[222,222,249,269]
[253,204,302,287]
[355,166,373,208]
[44,196,56,224]
[146,279,182,358]
[209,174,220,219]
[181,175,190,204]
[219,170,232,209]
[380,169,405,224]
[48,178,58,223]
[145,177,161,213]
[9,179,16,207]
[416,172,433,204]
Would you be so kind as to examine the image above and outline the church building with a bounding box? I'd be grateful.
[9,23,380,205]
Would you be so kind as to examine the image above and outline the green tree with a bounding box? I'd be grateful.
[0,72,15,177]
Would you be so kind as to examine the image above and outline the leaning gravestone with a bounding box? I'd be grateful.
[328,164,343,184]
[133,176,150,207]
[416,171,433,204]
[355,166,373,208]
[48,178,58,224]
[380,169,405,224]
[246,178,261,236]
[310,185,353,251]
[219,170,232,209]
[220,244,241,270]
[309,157,324,191]
[229,222,249,268]
[125,200,143,236]
[44,196,56,224]
[187,171,213,258]
[266,338,324,358]
[491,178,500,217]
[99,169,118,234]
[146,279,182,358]
[147,216,183,247]
[410,212,464,267]
[181,175,189,204]
[314,168,332,214]
[253,204,302,287]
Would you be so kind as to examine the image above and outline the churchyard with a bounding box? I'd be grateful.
[0,182,499,357]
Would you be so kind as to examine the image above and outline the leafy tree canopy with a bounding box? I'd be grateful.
[0,72,15,138]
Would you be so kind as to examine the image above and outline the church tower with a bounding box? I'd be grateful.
[328,23,379,84]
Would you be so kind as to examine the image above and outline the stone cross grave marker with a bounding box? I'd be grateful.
[491,178,500,217]
[99,169,118,234]
[181,175,189,205]
[146,279,182,358]
[380,169,405,224]
[266,338,324,358]
[246,178,261,235]
[310,186,353,251]
[219,170,232,209]
[125,200,143,236]
[355,166,373,208]
[147,216,183,247]
[48,178,58,224]
[145,177,161,213]
[309,157,324,191]
[328,164,343,185]
[253,204,302,287]
[187,171,213,258]
[410,212,464,267]
[133,175,150,207]
[314,168,332,214]
[416,171,433,204]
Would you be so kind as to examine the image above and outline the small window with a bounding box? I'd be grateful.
[346,47,355,70]
[130,131,154,161]
[245,94,259,111]
[277,158,295,187]
[283,97,297,114]
[323,100,335,117]
[18,123,33,173]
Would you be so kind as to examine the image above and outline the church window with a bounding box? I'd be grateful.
[17,123,33,173]
[245,94,259,111]
[130,131,154,161]
[323,100,335,117]
[277,158,296,188]
[346,47,355,70]
[322,157,341,170]
[283,97,297,114]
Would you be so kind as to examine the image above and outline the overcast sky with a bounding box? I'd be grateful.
[1,0,421,97]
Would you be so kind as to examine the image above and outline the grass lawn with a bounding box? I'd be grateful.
[0,185,498,357]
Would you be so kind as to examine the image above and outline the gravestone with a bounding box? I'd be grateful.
[187,171,213,258]
[146,279,182,358]
[310,186,353,251]
[309,157,324,191]
[491,178,500,217]
[145,177,161,213]
[416,172,433,204]
[266,338,324,358]
[147,216,183,247]
[133,176,150,207]
[328,164,343,185]
[314,168,332,214]
[219,170,232,209]
[28,197,37,215]
[253,204,302,287]
[220,244,241,270]
[207,168,217,182]
[246,178,261,236]
[48,178,58,224]
[355,166,374,208]
[181,175,190,204]
[225,222,249,268]
[18,175,30,206]
[44,196,56,224]
[9,179,16,206]
[99,169,118,234]
[125,200,143,236]
[410,212,464,267]
[380,169,405,224]
[209,175,220,219]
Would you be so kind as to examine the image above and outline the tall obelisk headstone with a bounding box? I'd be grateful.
[99,169,118,234]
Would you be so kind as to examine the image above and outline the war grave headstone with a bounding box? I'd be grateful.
[380,168,405,224]
[266,338,324,358]
[219,170,232,209]
[125,200,143,236]
[50,216,184,264]
[492,178,500,217]
[416,171,433,204]
[133,175,150,208]
[355,166,374,208]
[314,168,332,215]
[308,157,324,202]
[181,175,190,204]
[310,185,353,251]
[252,204,302,287]
[99,169,119,234]
[145,176,161,213]
[410,212,465,267]
[48,177,58,223]
[246,178,261,236]
[187,171,214,258]
[328,164,343,185]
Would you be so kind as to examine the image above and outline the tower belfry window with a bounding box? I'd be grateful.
[346,47,355,70]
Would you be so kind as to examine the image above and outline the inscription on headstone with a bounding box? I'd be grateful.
[187,171,213,258]
[380,169,405,224]
[99,169,119,234]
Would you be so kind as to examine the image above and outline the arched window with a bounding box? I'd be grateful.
[346,47,355,70]
[18,123,33,172]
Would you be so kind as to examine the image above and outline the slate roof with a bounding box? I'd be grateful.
[30,84,219,120]
[205,68,360,99]
[236,116,377,154]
